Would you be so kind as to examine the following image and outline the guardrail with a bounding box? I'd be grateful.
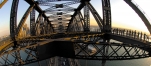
[112,28,149,42]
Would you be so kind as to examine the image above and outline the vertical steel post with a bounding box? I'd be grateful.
[10,0,19,48]
[102,0,111,33]
[10,0,19,40]
[102,0,111,66]
[30,9,35,36]
[84,5,90,32]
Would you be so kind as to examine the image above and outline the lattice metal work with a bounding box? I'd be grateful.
[102,0,111,33]
[0,0,151,66]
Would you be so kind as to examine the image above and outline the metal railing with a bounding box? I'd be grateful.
[112,28,149,42]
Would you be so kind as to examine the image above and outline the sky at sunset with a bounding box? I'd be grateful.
[0,0,151,37]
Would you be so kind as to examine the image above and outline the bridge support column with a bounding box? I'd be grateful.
[84,5,90,32]
[30,9,35,36]
[103,33,110,42]
[102,41,109,66]
[10,0,19,48]
[84,1,103,31]
[102,0,111,33]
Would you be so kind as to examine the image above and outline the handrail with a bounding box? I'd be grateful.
[112,28,150,42]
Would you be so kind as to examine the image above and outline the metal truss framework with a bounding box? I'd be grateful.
[10,0,19,40]
[0,0,150,66]
[0,32,150,65]
[102,0,111,33]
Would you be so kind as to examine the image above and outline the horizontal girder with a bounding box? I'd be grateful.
[0,36,150,65]
[0,27,151,65]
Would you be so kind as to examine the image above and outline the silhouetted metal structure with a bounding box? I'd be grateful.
[0,0,8,8]
[0,0,151,66]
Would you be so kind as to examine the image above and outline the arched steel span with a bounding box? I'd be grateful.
[0,0,150,66]
[10,0,19,41]
[124,0,151,34]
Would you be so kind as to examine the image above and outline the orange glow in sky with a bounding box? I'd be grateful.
[0,0,151,37]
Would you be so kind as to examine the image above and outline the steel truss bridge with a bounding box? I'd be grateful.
[0,0,151,66]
